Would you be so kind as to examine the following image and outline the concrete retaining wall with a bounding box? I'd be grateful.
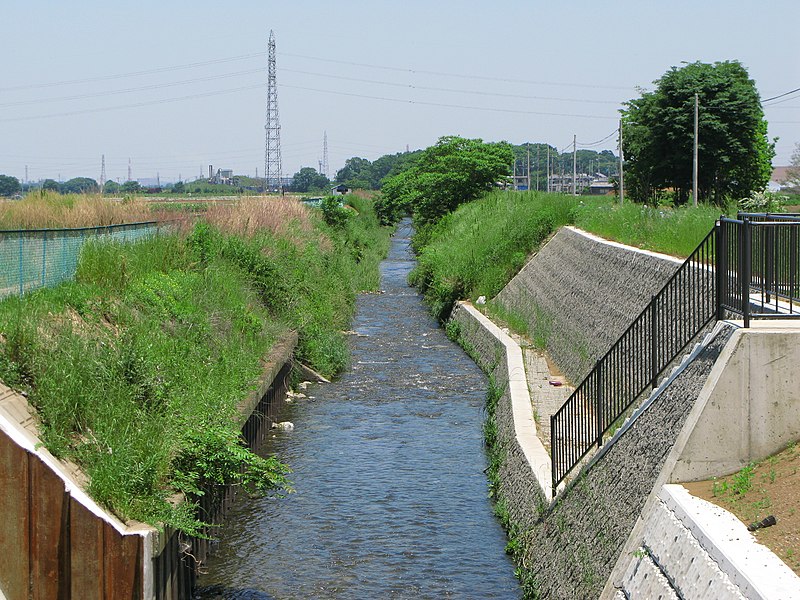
[452,296,733,597]
[496,226,682,383]
[672,321,800,482]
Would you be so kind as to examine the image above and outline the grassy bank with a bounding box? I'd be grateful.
[0,194,389,533]
[410,191,580,321]
[409,191,725,322]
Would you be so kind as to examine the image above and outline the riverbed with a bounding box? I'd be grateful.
[196,221,520,599]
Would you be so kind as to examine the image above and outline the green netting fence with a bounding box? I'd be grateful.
[0,221,166,298]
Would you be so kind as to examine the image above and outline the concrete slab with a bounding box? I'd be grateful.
[662,484,800,599]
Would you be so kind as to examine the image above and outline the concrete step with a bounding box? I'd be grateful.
[645,497,745,600]
[620,550,679,600]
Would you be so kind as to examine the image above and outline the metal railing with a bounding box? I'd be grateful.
[550,214,800,492]
[0,221,164,299]
[550,228,717,490]
[720,214,800,325]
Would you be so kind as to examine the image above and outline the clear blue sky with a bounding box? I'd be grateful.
[2,0,798,184]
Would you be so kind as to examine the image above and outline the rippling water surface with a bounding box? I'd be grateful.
[196,222,520,599]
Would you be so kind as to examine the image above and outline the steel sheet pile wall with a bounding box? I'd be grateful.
[0,429,143,599]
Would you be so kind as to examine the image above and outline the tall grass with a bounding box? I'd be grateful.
[0,194,390,532]
[410,191,580,321]
[573,199,725,257]
[0,191,153,228]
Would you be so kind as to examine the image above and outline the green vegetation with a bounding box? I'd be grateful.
[622,60,774,205]
[334,151,423,190]
[0,174,22,197]
[377,136,515,227]
[0,194,389,533]
[289,167,330,193]
[409,191,579,321]
[573,200,723,256]
[407,189,727,322]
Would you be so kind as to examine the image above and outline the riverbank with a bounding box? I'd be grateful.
[0,194,390,533]
[196,221,520,598]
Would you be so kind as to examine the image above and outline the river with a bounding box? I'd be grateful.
[196,221,520,599]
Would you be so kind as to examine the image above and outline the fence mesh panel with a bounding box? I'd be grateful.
[0,222,162,298]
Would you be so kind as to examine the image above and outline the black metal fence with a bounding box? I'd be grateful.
[550,213,800,491]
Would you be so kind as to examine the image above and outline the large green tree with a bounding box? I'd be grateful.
[290,167,330,193]
[0,175,21,197]
[61,177,99,194]
[621,61,774,204]
[377,136,513,225]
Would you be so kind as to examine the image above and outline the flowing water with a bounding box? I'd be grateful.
[196,222,520,599]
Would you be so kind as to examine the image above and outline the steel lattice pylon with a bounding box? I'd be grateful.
[264,30,283,192]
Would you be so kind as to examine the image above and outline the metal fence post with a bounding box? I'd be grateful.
[715,220,724,321]
[550,414,557,493]
[650,296,658,389]
[41,230,47,287]
[595,362,603,448]
[742,219,751,328]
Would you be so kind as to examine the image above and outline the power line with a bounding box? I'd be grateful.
[0,68,264,108]
[577,130,617,147]
[0,83,263,123]
[279,51,635,91]
[0,52,266,93]
[280,84,618,120]
[762,86,800,104]
[282,68,621,105]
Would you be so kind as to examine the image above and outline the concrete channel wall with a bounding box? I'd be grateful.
[451,293,733,598]
[0,331,297,600]
[495,226,682,383]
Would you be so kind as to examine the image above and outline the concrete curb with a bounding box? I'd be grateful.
[457,301,553,501]
[661,484,800,599]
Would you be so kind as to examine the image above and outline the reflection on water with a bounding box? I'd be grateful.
[196,222,520,599]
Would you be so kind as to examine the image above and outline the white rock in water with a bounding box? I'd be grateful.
[273,421,295,431]
[476,296,487,305]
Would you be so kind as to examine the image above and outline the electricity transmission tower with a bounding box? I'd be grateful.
[321,131,329,179]
[264,30,283,193]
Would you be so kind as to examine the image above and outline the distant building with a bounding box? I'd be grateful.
[769,166,798,192]
[332,184,349,196]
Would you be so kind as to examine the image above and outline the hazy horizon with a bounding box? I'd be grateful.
[2,0,798,184]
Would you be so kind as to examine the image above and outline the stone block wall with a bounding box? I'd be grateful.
[496,227,682,383]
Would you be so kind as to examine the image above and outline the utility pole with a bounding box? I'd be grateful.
[264,30,283,193]
[546,145,551,192]
[536,145,540,191]
[619,120,624,204]
[526,144,531,191]
[693,93,699,206]
[322,131,329,179]
[100,155,106,192]
[24,165,28,184]
[572,134,577,196]
[127,158,132,182]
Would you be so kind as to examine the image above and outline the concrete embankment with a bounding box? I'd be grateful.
[496,226,682,383]
[0,331,297,600]
[452,225,800,598]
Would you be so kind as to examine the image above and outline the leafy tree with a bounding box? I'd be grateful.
[378,136,514,225]
[621,61,774,205]
[120,180,141,193]
[103,180,120,194]
[334,157,373,189]
[61,177,99,194]
[41,179,60,192]
[172,181,185,194]
[0,175,22,197]
[290,167,330,193]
